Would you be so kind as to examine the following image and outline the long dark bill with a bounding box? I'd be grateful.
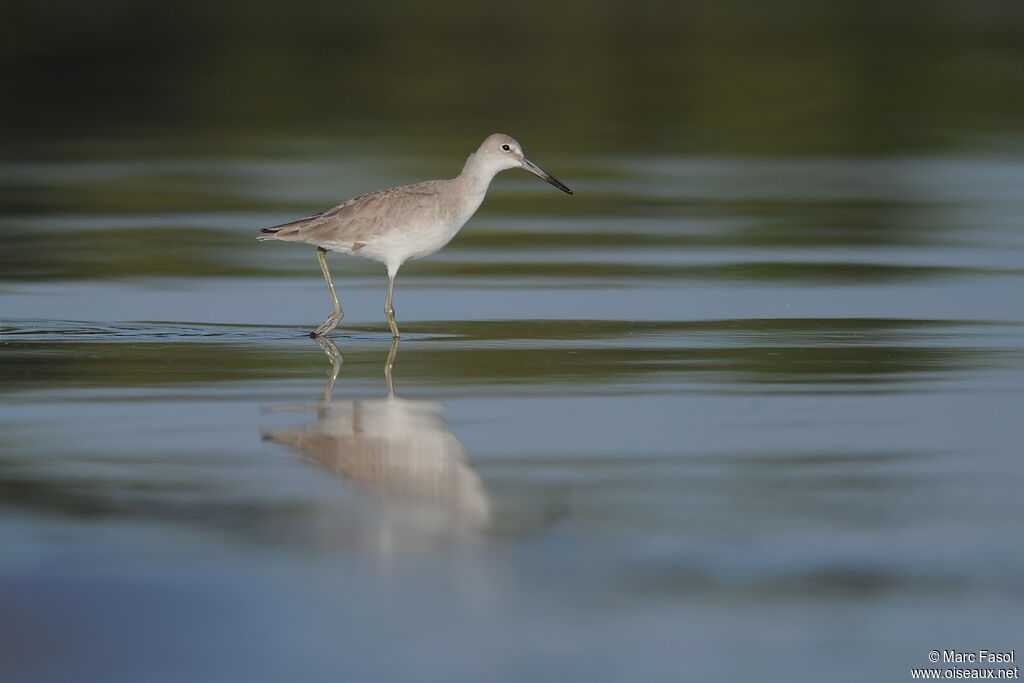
[521,158,573,195]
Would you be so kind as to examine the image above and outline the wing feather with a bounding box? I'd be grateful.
[257,180,448,249]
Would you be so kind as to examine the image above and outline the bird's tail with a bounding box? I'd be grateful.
[257,211,326,241]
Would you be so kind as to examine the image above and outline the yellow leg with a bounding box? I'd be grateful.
[385,273,400,339]
[312,247,343,337]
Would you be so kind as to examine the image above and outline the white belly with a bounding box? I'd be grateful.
[371,219,462,263]
[357,198,482,270]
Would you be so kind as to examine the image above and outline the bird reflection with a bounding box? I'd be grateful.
[262,338,491,535]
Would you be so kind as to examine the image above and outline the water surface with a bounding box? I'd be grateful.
[3,136,1024,682]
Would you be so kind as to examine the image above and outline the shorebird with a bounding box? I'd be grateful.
[257,133,573,338]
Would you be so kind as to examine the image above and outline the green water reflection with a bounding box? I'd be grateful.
[2,319,1009,391]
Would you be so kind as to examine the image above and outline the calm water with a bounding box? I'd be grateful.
[2,143,1023,682]
[6,7,1024,680]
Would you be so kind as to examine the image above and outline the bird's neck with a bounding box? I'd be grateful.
[454,152,498,197]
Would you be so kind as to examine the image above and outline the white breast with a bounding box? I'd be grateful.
[361,182,487,269]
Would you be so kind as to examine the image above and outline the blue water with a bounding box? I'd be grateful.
[2,151,1023,682]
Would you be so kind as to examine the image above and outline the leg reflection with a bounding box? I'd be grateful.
[384,338,399,398]
[312,335,343,402]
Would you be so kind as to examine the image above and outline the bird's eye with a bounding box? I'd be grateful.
[501,144,511,152]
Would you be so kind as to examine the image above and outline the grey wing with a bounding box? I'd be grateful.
[257,194,373,246]
[258,181,447,248]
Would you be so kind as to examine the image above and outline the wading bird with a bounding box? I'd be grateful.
[257,134,573,338]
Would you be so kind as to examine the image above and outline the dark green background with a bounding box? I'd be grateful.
[4,0,1023,157]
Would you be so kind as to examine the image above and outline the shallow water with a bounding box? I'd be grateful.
[3,145,1024,682]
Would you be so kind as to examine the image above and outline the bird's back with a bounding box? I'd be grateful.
[258,179,458,254]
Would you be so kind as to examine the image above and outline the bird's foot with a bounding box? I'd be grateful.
[312,313,342,338]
